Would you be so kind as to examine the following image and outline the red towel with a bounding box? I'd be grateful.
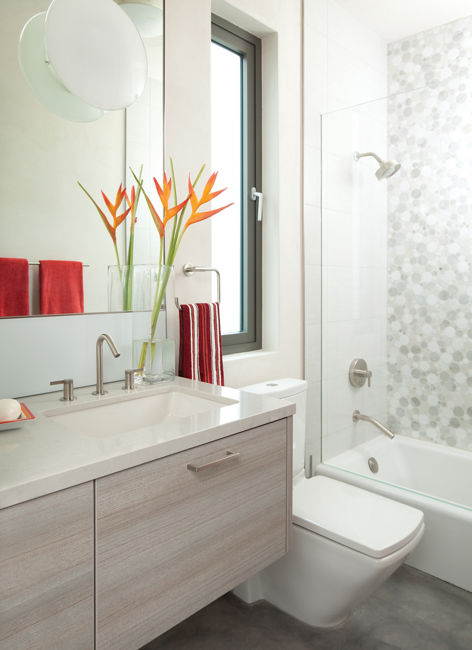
[39,260,84,315]
[178,303,224,386]
[0,257,29,316]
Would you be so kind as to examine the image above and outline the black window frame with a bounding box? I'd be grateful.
[211,15,262,354]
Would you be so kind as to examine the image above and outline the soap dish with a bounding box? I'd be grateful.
[0,403,36,431]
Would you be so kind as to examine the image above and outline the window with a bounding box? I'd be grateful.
[211,16,262,353]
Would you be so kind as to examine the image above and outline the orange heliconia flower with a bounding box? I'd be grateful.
[183,172,233,231]
[78,182,131,244]
[100,184,132,242]
[140,172,189,238]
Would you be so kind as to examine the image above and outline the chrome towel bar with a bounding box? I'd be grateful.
[175,264,221,310]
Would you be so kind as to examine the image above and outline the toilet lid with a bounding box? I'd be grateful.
[292,476,424,559]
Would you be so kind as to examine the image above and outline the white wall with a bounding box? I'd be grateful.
[1,0,125,313]
[304,0,388,468]
[165,0,303,389]
[0,0,303,400]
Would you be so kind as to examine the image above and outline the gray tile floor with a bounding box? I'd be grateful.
[144,566,472,650]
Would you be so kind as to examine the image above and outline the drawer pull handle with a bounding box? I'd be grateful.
[187,451,240,473]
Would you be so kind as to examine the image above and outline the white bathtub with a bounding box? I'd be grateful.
[317,435,472,592]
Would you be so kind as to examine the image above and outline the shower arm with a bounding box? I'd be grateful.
[352,410,395,439]
[354,151,383,164]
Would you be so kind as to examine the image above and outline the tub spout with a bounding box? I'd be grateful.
[352,410,395,439]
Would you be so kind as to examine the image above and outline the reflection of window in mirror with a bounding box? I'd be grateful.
[0,0,163,317]
[211,16,262,353]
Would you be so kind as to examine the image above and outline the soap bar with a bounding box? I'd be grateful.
[0,398,22,421]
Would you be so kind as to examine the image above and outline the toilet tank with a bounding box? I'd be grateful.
[241,378,307,475]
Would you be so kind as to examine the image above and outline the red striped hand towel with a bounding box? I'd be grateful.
[178,303,224,386]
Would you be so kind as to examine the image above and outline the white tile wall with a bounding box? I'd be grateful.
[304,0,388,468]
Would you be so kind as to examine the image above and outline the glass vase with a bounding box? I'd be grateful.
[108,264,171,312]
[131,264,175,383]
[133,337,175,383]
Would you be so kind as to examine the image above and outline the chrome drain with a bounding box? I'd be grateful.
[368,457,379,473]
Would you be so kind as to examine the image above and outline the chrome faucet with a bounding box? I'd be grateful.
[93,333,120,395]
[352,410,395,439]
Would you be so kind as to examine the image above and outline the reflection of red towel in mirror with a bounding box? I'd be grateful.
[39,260,84,315]
[0,257,29,317]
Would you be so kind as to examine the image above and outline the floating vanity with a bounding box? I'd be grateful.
[0,378,294,650]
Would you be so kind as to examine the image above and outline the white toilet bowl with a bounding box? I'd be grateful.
[234,379,425,628]
[235,474,424,628]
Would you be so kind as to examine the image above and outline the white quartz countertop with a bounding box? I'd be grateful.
[0,377,295,509]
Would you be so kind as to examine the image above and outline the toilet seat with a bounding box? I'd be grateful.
[293,475,424,559]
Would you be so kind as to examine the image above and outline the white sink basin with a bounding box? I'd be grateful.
[45,388,238,437]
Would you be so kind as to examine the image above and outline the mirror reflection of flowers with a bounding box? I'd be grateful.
[78,166,143,310]
[131,160,233,370]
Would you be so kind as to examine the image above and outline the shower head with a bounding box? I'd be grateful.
[354,151,401,180]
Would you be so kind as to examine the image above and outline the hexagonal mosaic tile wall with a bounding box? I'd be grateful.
[387,16,472,451]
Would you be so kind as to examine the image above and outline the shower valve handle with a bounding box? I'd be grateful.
[349,359,372,388]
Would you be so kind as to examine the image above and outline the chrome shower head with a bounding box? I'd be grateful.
[354,151,401,180]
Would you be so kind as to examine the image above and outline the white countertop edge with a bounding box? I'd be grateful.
[0,378,295,509]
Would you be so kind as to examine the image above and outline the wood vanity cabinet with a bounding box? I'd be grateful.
[0,482,94,650]
[95,418,292,650]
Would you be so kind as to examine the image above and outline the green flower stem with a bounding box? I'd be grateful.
[124,165,143,311]
[113,242,122,282]
[136,161,206,378]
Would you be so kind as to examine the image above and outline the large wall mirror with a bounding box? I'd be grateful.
[0,0,163,317]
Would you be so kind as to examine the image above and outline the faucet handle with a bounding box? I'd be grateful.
[123,368,144,391]
[50,378,75,401]
[349,359,373,388]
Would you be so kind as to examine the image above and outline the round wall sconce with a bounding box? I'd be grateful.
[118,1,163,39]
[45,0,147,111]
[18,12,104,123]
[18,0,148,121]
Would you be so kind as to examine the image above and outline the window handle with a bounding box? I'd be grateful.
[251,187,263,222]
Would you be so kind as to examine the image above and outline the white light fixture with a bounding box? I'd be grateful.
[118,1,163,39]
[18,12,104,123]
[44,0,148,111]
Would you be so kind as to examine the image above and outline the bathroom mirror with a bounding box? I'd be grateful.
[0,0,163,316]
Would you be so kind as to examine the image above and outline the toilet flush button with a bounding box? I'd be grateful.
[266,383,279,387]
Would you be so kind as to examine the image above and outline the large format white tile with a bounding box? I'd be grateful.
[322,106,356,157]
[322,374,361,436]
[323,151,353,212]
[304,108,321,150]
[304,145,322,206]
[304,0,328,36]
[322,208,354,267]
[304,31,328,114]
[322,318,387,382]
[322,371,387,440]
[359,266,387,319]
[327,0,386,73]
[305,264,322,323]
[304,203,321,266]
[305,320,322,383]
[327,44,387,110]
[322,424,378,461]
[323,265,387,323]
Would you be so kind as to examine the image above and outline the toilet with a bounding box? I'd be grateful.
[233,379,425,629]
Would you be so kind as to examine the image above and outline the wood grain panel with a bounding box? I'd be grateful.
[0,482,94,650]
[96,418,291,650]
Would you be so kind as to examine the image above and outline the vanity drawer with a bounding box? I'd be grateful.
[96,417,292,650]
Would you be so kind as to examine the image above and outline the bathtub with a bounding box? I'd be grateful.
[317,435,472,592]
